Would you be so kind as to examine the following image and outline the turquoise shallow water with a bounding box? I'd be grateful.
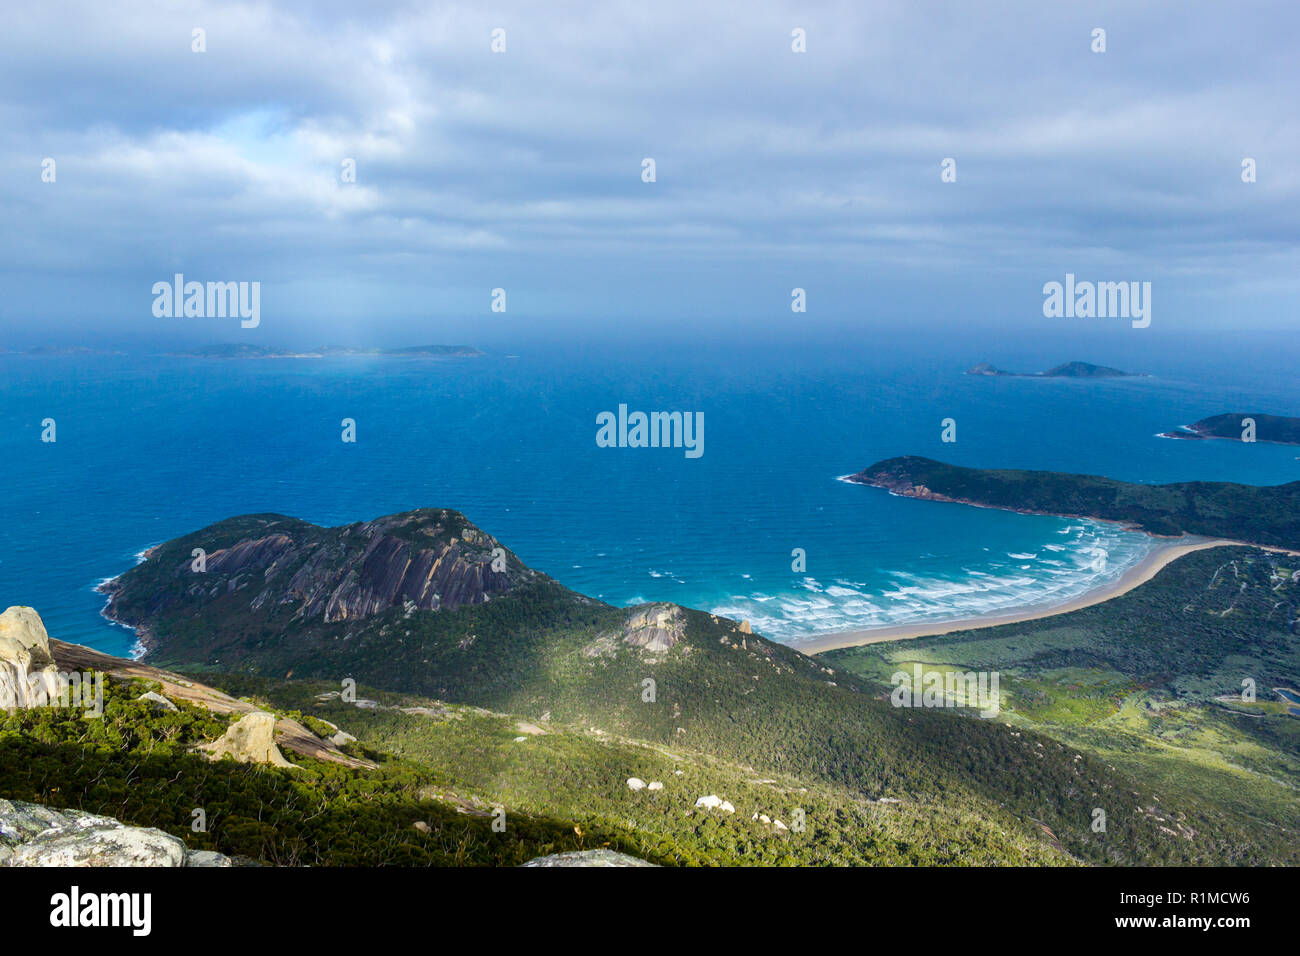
[1,330,1296,657]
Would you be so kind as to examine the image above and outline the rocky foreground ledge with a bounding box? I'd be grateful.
[0,799,234,867]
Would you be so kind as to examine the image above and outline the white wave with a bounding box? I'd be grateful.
[710,520,1156,643]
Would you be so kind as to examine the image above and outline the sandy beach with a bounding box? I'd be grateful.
[796,536,1257,655]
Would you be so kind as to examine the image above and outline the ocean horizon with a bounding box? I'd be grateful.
[3,329,1297,658]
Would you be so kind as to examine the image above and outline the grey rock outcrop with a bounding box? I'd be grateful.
[0,798,230,867]
[0,606,65,709]
[521,849,657,867]
[623,604,685,652]
[104,511,540,633]
[138,690,178,711]
[200,711,293,768]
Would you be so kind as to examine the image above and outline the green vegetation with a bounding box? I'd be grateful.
[209,675,1070,866]
[852,456,1300,546]
[18,510,1288,866]
[95,509,1277,865]
[1164,412,1300,446]
[825,547,1300,865]
[0,678,621,866]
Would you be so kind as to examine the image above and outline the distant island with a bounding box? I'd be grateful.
[0,346,125,356]
[848,455,1300,548]
[169,344,484,359]
[965,360,1137,378]
[1159,413,1300,446]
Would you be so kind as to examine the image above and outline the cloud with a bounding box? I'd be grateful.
[0,0,1296,340]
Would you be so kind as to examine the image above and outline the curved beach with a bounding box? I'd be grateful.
[795,536,1242,654]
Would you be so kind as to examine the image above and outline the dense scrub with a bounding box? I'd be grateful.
[854,457,1300,546]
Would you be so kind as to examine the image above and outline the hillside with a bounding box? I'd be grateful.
[2,604,1069,866]
[849,456,1300,548]
[822,546,1300,865]
[92,508,1282,864]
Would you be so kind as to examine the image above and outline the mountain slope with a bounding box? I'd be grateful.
[822,546,1300,865]
[96,507,1264,864]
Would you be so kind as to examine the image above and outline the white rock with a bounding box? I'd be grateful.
[522,849,656,867]
[759,814,771,824]
[138,691,178,712]
[184,849,232,867]
[0,799,228,868]
[0,606,66,710]
[774,819,788,831]
[719,801,735,813]
[694,795,723,810]
[626,777,646,791]
[646,781,663,791]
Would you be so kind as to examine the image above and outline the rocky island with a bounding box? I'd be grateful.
[1160,412,1300,445]
[169,344,484,359]
[965,360,1136,378]
[849,455,1300,548]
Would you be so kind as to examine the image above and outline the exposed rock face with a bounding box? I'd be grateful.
[200,711,293,768]
[847,457,951,502]
[0,606,65,710]
[207,524,512,622]
[623,604,685,651]
[105,509,538,631]
[521,849,656,867]
[0,799,230,867]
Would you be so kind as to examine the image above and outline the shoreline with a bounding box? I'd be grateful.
[795,536,1256,655]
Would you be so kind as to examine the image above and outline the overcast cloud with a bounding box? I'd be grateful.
[1,0,1296,346]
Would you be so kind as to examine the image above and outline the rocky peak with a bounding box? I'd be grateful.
[0,605,55,670]
[108,508,543,631]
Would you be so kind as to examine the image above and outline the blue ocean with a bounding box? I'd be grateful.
[2,328,1296,658]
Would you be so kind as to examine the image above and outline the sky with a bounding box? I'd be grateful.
[1,0,1297,349]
